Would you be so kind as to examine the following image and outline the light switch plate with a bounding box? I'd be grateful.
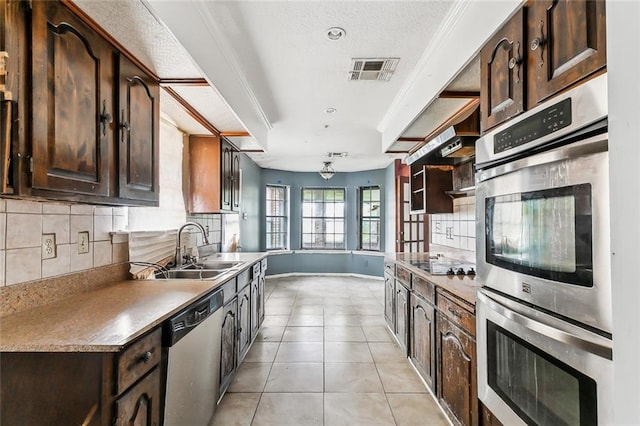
[42,233,56,259]
[78,231,90,254]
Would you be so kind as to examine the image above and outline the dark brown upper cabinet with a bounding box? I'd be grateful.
[31,1,116,197]
[526,0,606,108]
[118,56,159,203]
[480,8,525,133]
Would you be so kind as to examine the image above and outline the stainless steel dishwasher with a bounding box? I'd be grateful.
[164,290,224,426]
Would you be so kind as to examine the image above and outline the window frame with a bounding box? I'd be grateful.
[358,185,382,251]
[265,184,290,251]
[300,186,347,250]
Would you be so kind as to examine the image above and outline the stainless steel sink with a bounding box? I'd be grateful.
[156,269,224,280]
[196,260,244,270]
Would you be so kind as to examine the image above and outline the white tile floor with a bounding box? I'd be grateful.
[211,275,449,426]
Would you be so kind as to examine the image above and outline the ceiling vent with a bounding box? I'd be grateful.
[349,58,399,82]
[328,152,348,158]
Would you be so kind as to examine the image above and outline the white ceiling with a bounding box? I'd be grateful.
[75,1,519,173]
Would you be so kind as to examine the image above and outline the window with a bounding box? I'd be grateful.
[359,186,381,251]
[301,188,345,249]
[265,185,289,250]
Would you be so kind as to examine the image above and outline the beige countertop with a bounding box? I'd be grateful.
[0,252,266,352]
[386,252,481,306]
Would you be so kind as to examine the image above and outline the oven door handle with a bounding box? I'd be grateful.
[478,290,613,360]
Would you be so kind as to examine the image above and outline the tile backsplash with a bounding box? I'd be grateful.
[186,213,223,250]
[0,199,129,286]
[430,196,476,252]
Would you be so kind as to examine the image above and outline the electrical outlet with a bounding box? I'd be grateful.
[446,227,454,240]
[77,231,90,254]
[42,233,56,259]
[435,222,441,233]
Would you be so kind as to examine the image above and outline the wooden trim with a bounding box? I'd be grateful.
[396,137,425,142]
[61,0,160,82]
[439,91,480,99]
[220,131,250,137]
[162,87,220,136]
[159,78,209,86]
[409,99,480,155]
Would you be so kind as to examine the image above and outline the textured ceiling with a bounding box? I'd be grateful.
[170,86,246,133]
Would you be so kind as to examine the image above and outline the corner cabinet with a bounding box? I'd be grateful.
[410,164,453,214]
[189,136,241,213]
[8,0,160,205]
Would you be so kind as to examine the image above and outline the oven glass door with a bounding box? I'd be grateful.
[487,320,597,426]
[485,183,593,286]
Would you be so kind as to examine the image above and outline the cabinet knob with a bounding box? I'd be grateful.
[508,42,522,83]
[120,109,131,140]
[142,351,152,362]
[530,20,546,68]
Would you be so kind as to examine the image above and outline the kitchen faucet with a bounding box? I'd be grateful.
[175,222,210,266]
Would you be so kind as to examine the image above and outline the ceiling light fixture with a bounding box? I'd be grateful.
[319,161,335,180]
[324,107,337,114]
[327,27,346,41]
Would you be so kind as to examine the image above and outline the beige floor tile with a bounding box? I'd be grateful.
[265,297,295,306]
[262,315,290,327]
[369,342,407,363]
[325,342,373,363]
[294,297,324,306]
[264,305,293,315]
[264,362,323,392]
[252,393,323,426]
[243,342,280,363]
[324,393,396,426]
[354,305,383,315]
[362,326,394,342]
[324,315,361,326]
[254,326,285,342]
[325,362,384,393]
[291,306,324,315]
[324,306,358,315]
[287,314,324,326]
[275,342,324,362]
[282,326,324,342]
[358,314,387,326]
[386,393,449,426]
[376,362,427,393]
[324,326,366,342]
[211,392,260,426]
[227,363,272,393]
[323,297,353,306]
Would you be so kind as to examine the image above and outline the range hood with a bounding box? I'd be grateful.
[405,106,479,166]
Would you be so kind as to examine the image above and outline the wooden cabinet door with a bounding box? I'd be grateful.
[395,282,409,355]
[480,8,525,133]
[250,278,260,338]
[220,140,233,211]
[220,299,237,395]
[31,1,115,196]
[258,275,265,324]
[410,293,436,390]
[437,313,477,426]
[118,56,159,204]
[114,367,161,426]
[232,150,241,211]
[237,285,251,363]
[189,135,221,213]
[526,0,606,108]
[384,273,395,329]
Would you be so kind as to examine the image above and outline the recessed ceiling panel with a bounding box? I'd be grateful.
[170,86,246,133]
[401,98,470,139]
[159,90,211,135]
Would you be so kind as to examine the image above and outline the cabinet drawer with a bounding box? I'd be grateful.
[437,291,475,337]
[117,328,161,394]
[237,269,251,290]
[221,278,237,304]
[412,274,435,304]
[261,257,268,273]
[396,265,411,288]
[253,262,261,279]
[384,261,395,276]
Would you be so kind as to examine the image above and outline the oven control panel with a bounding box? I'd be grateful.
[494,98,572,154]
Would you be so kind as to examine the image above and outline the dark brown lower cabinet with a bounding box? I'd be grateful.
[394,281,410,355]
[384,272,395,328]
[237,284,251,363]
[114,367,161,426]
[220,298,238,395]
[0,327,162,426]
[436,312,477,426]
[250,278,261,338]
[410,292,436,391]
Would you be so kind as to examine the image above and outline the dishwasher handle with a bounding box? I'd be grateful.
[165,290,224,346]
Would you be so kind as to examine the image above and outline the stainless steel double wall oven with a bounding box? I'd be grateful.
[475,74,613,426]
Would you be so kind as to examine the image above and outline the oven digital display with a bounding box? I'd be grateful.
[494,98,572,154]
[485,184,593,286]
